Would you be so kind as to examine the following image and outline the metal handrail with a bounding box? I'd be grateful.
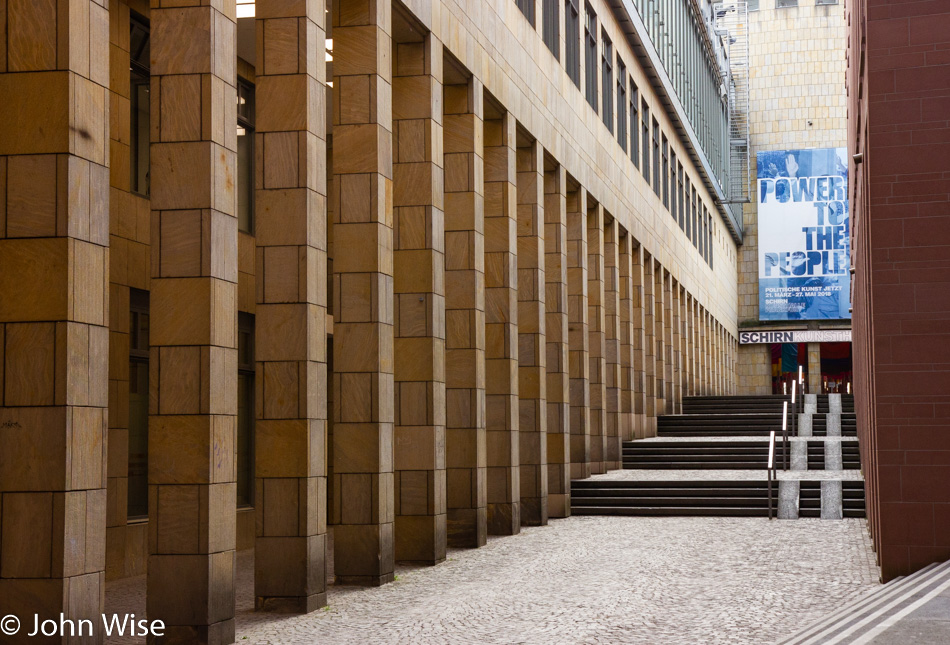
[767,430,776,520]
[782,400,789,470]
[790,379,797,440]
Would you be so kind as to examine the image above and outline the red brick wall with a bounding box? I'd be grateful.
[848,0,950,582]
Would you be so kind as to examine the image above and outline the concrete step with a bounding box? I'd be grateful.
[777,559,950,644]
[570,480,772,517]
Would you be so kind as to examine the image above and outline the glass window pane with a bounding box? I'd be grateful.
[128,359,149,519]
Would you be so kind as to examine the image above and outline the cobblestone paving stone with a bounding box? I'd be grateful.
[105,516,879,644]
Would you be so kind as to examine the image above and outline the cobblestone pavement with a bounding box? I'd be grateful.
[105,516,879,644]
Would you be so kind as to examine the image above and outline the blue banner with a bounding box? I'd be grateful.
[756,147,851,321]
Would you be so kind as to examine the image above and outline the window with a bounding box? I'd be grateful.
[601,32,613,132]
[130,14,150,197]
[543,0,559,57]
[703,207,710,263]
[776,0,797,7]
[815,0,837,4]
[671,155,678,226]
[617,61,627,151]
[128,289,150,520]
[677,163,685,230]
[237,79,255,234]
[630,81,639,168]
[699,203,705,257]
[652,119,660,196]
[661,135,669,209]
[691,187,698,247]
[584,4,598,110]
[710,218,715,269]
[685,178,692,238]
[565,0,581,87]
[517,0,536,26]
[642,102,650,184]
[237,313,255,507]
[748,0,760,9]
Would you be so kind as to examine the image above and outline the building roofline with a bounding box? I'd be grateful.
[607,0,744,245]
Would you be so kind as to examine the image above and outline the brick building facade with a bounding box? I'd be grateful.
[847,0,950,582]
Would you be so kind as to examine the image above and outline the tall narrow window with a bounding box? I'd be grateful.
[710,219,715,269]
[683,179,696,240]
[584,4,598,110]
[237,79,255,234]
[677,163,685,230]
[691,187,698,247]
[565,0,581,87]
[543,0,560,57]
[617,61,627,151]
[517,0,536,26]
[601,31,613,132]
[670,153,678,224]
[237,313,255,507]
[703,207,709,263]
[130,14,150,197]
[642,102,650,183]
[630,81,639,168]
[652,119,660,196]
[661,135,669,209]
[128,289,150,519]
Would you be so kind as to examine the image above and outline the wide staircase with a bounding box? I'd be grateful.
[572,480,771,517]
[777,558,950,644]
[573,393,865,519]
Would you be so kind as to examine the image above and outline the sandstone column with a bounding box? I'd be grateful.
[254,0,329,611]
[104,1,138,582]
[697,304,706,396]
[693,300,702,396]
[653,264,667,417]
[516,138,547,526]
[0,0,110,636]
[444,75,487,547]
[587,202,607,475]
[618,231,636,442]
[544,164,571,517]
[663,272,674,414]
[715,323,723,395]
[392,32,446,565]
[148,2,239,641]
[630,242,649,438]
[670,279,682,414]
[683,289,691,400]
[603,218,622,470]
[567,186,591,479]
[331,0,395,585]
[689,295,698,397]
[704,310,712,394]
[642,255,658,435]
[484,110,520,535]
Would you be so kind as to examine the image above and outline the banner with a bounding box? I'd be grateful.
[757,147,851,321]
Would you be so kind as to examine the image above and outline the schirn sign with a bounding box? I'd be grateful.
[739,329,852,344]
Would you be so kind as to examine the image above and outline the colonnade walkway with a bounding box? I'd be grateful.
[104,515,878,644]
